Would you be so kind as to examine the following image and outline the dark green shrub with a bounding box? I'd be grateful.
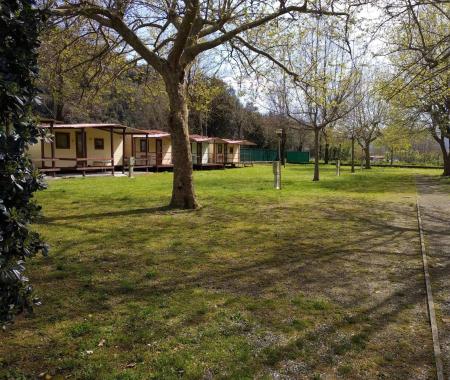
[0,0,47,325]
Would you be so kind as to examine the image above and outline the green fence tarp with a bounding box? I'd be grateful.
[286,151,310,164]
[241,148,310,163]
[240,148,277,162]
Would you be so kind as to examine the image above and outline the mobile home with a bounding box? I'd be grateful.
[30,122,255,175]
[29,123,131,175]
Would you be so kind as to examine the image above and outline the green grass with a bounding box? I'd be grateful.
[0,164,442,379]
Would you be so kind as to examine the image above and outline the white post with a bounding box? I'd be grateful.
[129,156,135,178]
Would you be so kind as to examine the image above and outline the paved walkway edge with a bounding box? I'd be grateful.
[416,196,445,380]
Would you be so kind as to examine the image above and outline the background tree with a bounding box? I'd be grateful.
[379,119,412,166]
[336,116,358,172]
[51,0,349,208]
[38,24,171,127]
[379,1,450,175]
[353,80,386,169]
[187,64,223,135]
[38,19,125,120]
[0,0,47,325]
[281,17,358,181]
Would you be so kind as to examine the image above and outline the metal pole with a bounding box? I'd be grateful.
[122,128,125,174]
[110,127,114,176]
[351,134,355,174]
[274,129,283,189]
[278,135,281,164]
[336,143,341,176]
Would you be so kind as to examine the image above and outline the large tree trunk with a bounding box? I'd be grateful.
[164,71,198,209]
[364,144,371,169]
[351,135,355,173]
[313,128,320,181]
[439,139,450,176]
[390,147,394,166]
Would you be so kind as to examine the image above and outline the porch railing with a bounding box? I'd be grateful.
[123,153,168,167]
[191,152,240,165]
[32,157,115,176]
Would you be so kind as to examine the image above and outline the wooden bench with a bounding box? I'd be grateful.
[75,166,114,176]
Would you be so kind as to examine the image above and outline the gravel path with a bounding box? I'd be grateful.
[416,176,450,379]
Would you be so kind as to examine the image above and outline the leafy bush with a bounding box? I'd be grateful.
[0,0,47,325]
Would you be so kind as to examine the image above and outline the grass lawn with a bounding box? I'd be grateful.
[0,164,442,379]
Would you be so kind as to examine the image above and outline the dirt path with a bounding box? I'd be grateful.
[416,176,450,379]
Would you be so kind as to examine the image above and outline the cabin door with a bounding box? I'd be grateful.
[75,132,85,167]
[197,142,202,165]
[217,144,223,163]
[224,144,228,163]
[156,139,163,165]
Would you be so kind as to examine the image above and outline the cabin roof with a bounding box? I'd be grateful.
[190,135,256,145]
[39,123,128,129]
[38,123,256,145]
[213,138,256,145]
[38,123,162,136]
[130,129,171,138]
[189,134,215,142]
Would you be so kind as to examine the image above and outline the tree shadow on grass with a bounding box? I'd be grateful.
[11,196,438,379]
[38,205,199,223]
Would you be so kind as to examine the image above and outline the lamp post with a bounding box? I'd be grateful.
[273,129,283,189]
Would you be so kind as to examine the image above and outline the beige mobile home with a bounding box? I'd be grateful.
[124,130,173,170]
[210,138,256,166]
[189,135,215,166]
[28,123,133,175]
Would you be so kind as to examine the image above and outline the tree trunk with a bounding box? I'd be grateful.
[390,147,394,166]
[444,154,450,176]
[164,71,198,209]
[364,144,371,169]
[439,139,450,176]
[324,142,329,164]
[318,133,322,160]
[351,135,355,173]
[313,128,320,181]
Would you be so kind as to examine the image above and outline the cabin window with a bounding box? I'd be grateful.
[55,132,70,149]
[140,139,147,152]
[218,144,223,154]
[94,138,104,150]
[229,147,234,154]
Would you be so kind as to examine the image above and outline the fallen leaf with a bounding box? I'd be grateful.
[126,362,136,368]
[98,339,106,347]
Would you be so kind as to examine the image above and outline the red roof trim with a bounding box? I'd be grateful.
[39,123,127,129]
